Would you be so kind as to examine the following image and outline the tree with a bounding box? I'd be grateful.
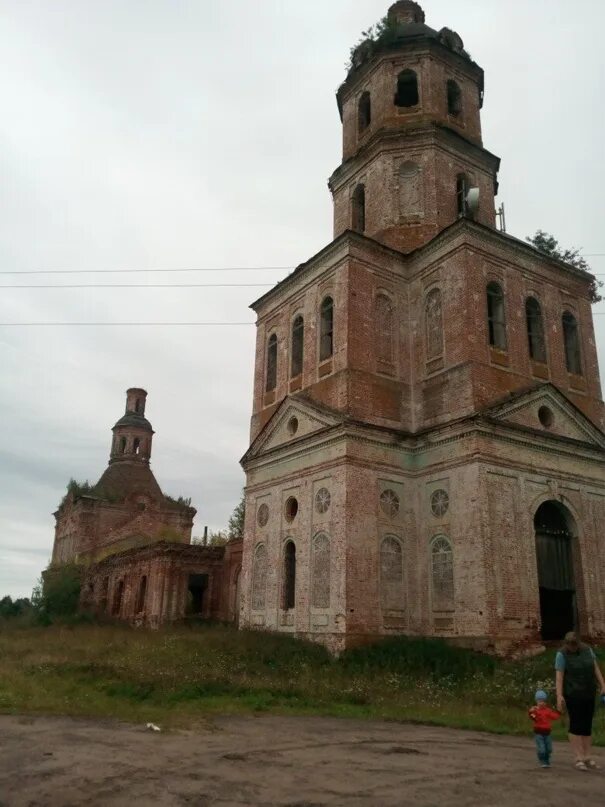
[0,595,32,619]
[228,493,246,540]
[526,230,602,303]
[32,565,82,621]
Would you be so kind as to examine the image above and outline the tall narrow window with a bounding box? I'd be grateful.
[136,575,147,613]
[562,311,582,374]
[381,536,404,611]
[358,91,371,133]
[112,580,124,616]
[283,541,296,610]
[399,161,422,217]
[266,333,278,392]
[251,545,267,610]
[320,296,334,361]
[291,315,304,378]
[133,438,140,455]
[395,69,419,107]
[119,436,126,454]
[487,282,507,350]
[352,184,366,233]
[431,536,454,611]
[526,297,546,363]
[447,79,462,116]
[425,288,443,360]
[311,533,330,609]
[376,293,394,364]
[456,173,468,217]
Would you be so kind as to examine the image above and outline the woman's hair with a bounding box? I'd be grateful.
[561,630,586,652]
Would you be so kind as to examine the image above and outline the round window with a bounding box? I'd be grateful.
[538,406,554,429]
[315,488,331,514]
[380,489,400,519]
[284,497,299,523]
[431,489,450,518]
[257,503,269,528]
[287,417,299,436]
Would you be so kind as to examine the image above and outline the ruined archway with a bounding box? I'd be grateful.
[534,501,578,641]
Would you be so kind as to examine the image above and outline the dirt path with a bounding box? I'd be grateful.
[0,714,603,806]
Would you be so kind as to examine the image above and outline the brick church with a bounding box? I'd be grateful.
[238,1,605,653]
[52,388,242,625]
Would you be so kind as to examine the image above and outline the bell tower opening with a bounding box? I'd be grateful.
[534,501,578,641]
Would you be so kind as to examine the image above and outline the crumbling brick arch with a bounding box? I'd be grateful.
[395,68,419,108]
[447,79,462,117]
[358,90,371,133]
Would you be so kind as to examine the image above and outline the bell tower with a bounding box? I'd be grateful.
[109,387,154,464]
[329,1,500,253]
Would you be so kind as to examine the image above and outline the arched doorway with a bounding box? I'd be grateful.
[534,501,578,640]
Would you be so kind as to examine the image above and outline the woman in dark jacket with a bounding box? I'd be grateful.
[555,631,605,771]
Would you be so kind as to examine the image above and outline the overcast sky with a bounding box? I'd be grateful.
[1,0,604,599]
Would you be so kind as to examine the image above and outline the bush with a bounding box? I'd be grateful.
[32,565,82,622]
[340,636,496,682]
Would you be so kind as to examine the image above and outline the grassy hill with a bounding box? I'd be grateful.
[0,623,603,742]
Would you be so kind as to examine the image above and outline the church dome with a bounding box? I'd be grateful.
[113,412,153,432]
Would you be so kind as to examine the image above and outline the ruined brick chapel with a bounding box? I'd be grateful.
[52,1,605,654]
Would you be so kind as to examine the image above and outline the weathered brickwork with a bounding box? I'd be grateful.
[240,3,605,654]
[50,389,242,627]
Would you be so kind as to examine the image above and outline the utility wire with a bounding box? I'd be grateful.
[0,266,294,275]
[5,317,605,327]
[0,283,275,289]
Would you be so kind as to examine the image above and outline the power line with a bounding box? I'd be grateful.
[0,321,256,326]
[0,266,294,276]
[0,283,274,289]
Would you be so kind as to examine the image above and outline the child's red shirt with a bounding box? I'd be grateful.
[528,704,560,735]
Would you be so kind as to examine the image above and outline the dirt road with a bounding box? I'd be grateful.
[0,714,603,806]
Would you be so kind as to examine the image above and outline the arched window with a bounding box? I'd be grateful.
[352,184,366,233]
[133,438,140,455]
[431,536,454,611]
[487,282,507,350]
[526,297,546,363]
[358,91,371,133]
[456,173,469,217]
[562,311,582,374]
[119,436,127,454]
[320,296,334,362]
[283,540,296,610]
[311,533,330,609]
[112,580,124,616]
[136,575,147,613]
[265,333,278,392]
[447,79,462,116]
[395,69,419,108]
[425,288,443,359]
[381,536,404,610]
[399,161,422,217]
[376,293,394,363]
[251,544,267,610]
[291,315,304,378]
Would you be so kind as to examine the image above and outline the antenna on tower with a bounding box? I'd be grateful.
[496,203,507,233]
